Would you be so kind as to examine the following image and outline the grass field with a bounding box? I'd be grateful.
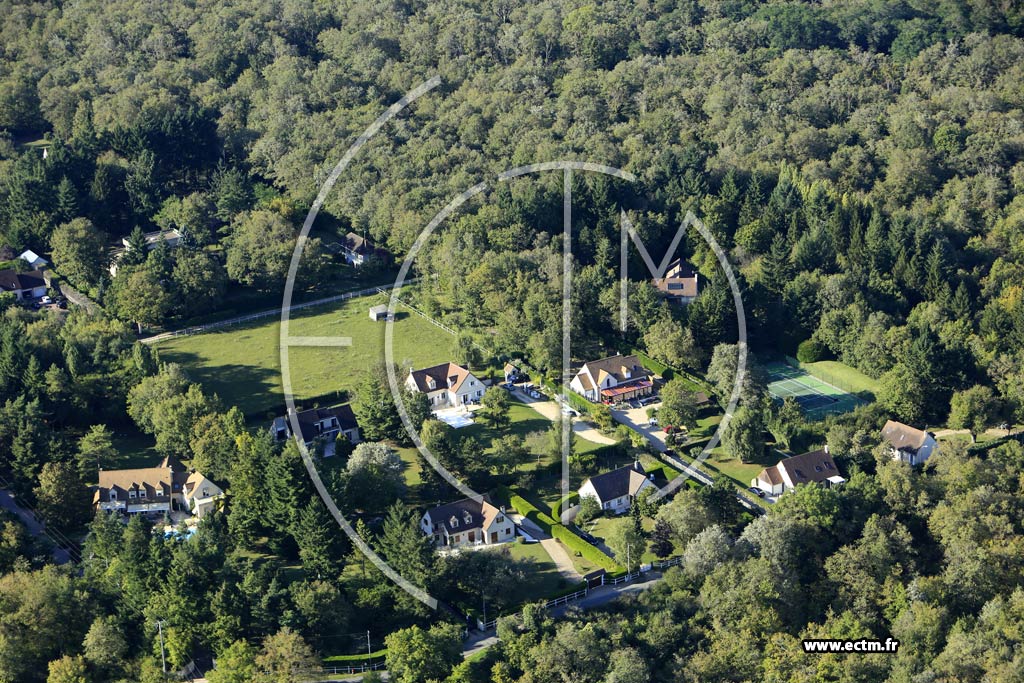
[108,431,161,471]
[583,515,659,564]
[799,360,881,397]
[154,293,456,417]
[499,539,574,603]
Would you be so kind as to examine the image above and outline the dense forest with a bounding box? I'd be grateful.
[2,0,1024,682]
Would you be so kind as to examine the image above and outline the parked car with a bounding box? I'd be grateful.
[40,295,52,305]
[748,486,766,498]
[529,390,542,399]
[639,396,658,406]
[575,528,597,544]
[648,417,658,426]
[561,406,578,417]
[628,399,641,409]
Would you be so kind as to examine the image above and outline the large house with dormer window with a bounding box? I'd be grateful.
[93,455,224,518]
[420,497,516,549]
[569,354,654,404]
[405,362,484,410]
[752,447,845,496]
[881,420,938,467]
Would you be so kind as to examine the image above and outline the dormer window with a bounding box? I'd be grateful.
[427,377,437,390]
[463,511,472,524]
[129,489,137,499]
[109,490,117,501]
[450,515,459,528]
[139,489,147,498]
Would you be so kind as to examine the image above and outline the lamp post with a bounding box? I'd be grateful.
[155,619,166,675]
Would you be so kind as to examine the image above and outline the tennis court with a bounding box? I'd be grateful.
[764,361,866,420]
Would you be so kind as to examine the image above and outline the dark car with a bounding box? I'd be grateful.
[748,486,766,498]
[575,528,597,544]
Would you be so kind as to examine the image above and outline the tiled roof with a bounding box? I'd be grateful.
[425,498,501,535]
[294,404,358,443]
[881,420,930,452]
[778,449,840,485]
[579,355,647,385]
[409,362,472,394]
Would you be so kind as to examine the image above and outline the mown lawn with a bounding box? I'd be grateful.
[582,515,659,564]
[499,539,574,604]
[108,431,162,473]
[800,360,881,396]
[154,293,455,418]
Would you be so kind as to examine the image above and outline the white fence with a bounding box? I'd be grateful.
[142,280,420,344]
[319,660,387,676]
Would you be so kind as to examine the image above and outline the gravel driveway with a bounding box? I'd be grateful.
[511,388,618,445]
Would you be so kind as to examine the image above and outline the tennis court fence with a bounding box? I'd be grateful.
[782,355,862,397]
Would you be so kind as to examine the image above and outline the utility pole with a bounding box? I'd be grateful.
[367,630,371,656]
[156,620,166,675]
[482,596,487,626]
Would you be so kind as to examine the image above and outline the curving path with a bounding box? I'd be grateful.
[510,388,618,445]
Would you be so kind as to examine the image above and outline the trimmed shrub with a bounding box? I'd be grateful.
[551,525,622,572]
[796,338,829,363]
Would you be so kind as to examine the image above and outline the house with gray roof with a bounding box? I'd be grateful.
[578,461,657,514]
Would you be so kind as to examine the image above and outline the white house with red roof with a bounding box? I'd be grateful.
[569,354,654,404]
[420,497,515,548]
[752,447,845,496]
[405,362,484,409]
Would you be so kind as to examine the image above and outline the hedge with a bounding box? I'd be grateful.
[323,650,387,663]
[551,492,580,520]
[500,486,621,572]
[631,349,714,395]
[498,486,557,533]
[551,524,623,572]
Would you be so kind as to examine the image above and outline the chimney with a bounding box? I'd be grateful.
[634,459,641,470]
[824,444,829,454]
[500,505,506,514]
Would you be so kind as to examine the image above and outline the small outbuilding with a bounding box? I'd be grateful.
[369,304,393,322]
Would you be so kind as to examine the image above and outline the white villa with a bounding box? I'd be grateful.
[94,456,224,518]
[569,354,654,404]
[881,420,938,466]
[578,461,657,514]
[406,362,484,410]
[752,447,845,496]
[420,498,516,549]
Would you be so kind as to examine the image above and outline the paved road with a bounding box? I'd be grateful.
[610,403,766,513]
[325,571,666,682]
[0,489,72,564]
[611,401,667,450]
[511,388,618,445]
